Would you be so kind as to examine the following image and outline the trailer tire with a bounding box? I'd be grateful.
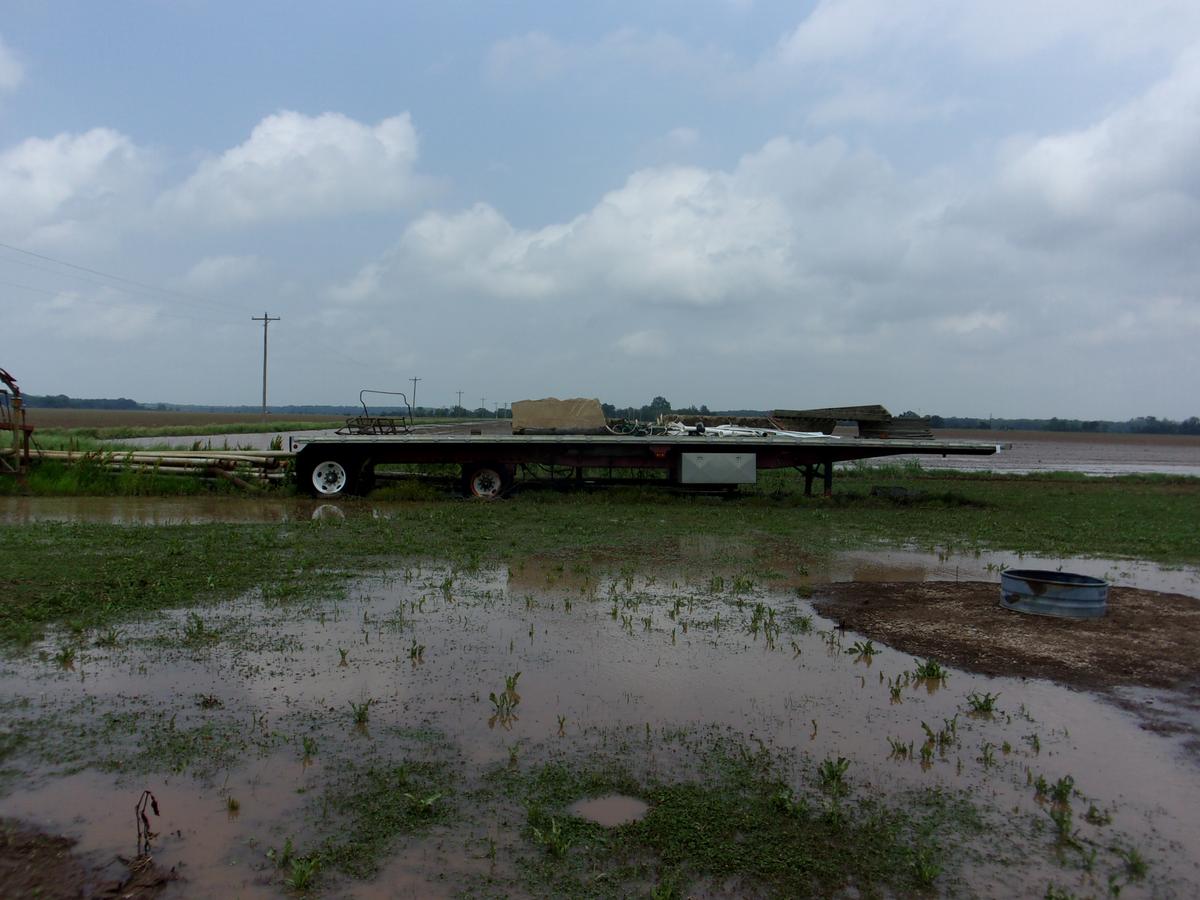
[463,463,511,500]
[307,457,356,498]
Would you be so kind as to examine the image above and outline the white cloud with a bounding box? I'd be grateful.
[0,34,23,93]
[159,111,425,226]
[1073,296,1200,347]
[933,311,1008,336]
[485,32,571,85]
[808,84,963,126]
[330,38,1200,412]
[616,329,668,357]
[0,127,150,243]
[776,0,1200,66]
[969,44,1200,250]
[339,134,916,312]
[24,289,161,341]
[174,255,263,293]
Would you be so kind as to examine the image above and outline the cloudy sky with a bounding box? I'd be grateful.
[1,1,1198,418]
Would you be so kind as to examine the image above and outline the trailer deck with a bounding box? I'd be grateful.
[290,429,1001,499]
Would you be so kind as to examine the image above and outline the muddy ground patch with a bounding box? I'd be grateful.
[811,581,1200,692]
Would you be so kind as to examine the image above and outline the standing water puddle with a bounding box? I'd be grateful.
[1,558,1197,897]
[568,795,649,827]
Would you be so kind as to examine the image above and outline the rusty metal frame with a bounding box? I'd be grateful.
[0,367,32,476]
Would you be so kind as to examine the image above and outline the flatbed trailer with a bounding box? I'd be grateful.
[290,431,1000,499]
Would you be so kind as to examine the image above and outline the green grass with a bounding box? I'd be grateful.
[488,738,981,898]
[1,470,1197,644]
[292,757,455,886]
[0,458,240,496]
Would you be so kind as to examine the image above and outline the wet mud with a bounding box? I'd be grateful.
[2,555,1199,896]
[811,581,1200,692]
[0,818,173,899]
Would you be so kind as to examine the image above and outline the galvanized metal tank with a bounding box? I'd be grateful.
[1000,569,1108,618]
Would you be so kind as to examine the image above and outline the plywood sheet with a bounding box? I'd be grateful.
[511,397,608,434]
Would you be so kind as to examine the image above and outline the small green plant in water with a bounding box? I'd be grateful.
[1084,804,1111,826]
[817,756,850,796]
[912,846,942,886]
[531,816,572,858]
[94,627,122,648]
[966,691,1000,714]
[1121,846,1148,880]
[409,639,425,663]
[913,658,948,681]
[504,671,522,699]
[403,791,442,816]
[1034,774,1050,798]
[301,736,317,758]
[887,737,911,759]
[54,645,76,669]
[1046,805,1076,846]
[979,743,996,768]
[286,856,318,891]
[350,698,373,725]
[182,612,216,645]
[1050,775,1075,805]
[847,639,877,659]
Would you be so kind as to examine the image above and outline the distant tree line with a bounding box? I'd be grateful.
[24,394,139,410]
[930,415,1200,435]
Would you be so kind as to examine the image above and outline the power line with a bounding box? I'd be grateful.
[0,240,241,313]
[0,277,228,324]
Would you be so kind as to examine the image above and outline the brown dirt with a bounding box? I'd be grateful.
[811,581,1200,693]
[0,819,175,899]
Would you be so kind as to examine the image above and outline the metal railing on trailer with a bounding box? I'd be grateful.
[336,389,414,436]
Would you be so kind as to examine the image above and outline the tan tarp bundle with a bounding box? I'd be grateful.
[511,397,607,434]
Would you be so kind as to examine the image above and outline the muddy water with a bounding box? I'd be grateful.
[859,431,1200,477]
[2,564,1198,897]
[0,496,382,524]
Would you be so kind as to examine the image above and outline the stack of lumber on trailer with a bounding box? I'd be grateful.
[770,405,932,439]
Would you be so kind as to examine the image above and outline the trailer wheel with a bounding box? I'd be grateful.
[463,463,510,500]
[310,458,353,497]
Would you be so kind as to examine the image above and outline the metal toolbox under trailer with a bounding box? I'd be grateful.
[679,452,757,484]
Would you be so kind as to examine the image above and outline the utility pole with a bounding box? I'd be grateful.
[456,390,463,412]
[251,312,280,416]
[481,397,486,416]
[409,377,421,414]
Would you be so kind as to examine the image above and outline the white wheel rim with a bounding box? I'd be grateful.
[312,460,349,495]
[470,468,502,499]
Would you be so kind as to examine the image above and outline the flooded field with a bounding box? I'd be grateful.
[873,430,1200,477]
[2,550,1198,897]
